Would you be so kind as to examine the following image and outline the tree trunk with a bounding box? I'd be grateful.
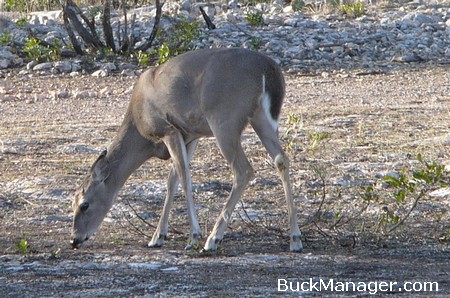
[63,11,84,55]
[103,0,116,51]
[199,6,216,30]
[135,0,164,52]
[60,0,104,50]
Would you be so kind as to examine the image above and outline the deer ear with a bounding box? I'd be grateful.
[91,150,110,183]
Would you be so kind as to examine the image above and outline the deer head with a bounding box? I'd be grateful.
[71,151,114,248]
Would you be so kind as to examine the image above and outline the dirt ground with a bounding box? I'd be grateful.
[1,64,449,297]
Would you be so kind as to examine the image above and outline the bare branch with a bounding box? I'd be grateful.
[60,0,104,50]
[135,0,164,52]
[102,0,116,51]
[62,10,84,55]
[199,6,216,30]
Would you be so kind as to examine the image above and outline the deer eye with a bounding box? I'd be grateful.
[79,202,90,212]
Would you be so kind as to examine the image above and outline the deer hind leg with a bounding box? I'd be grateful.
[149,139,199,248]
[204,126,254,251]
[250,113,303,252]
[159,132,202,250]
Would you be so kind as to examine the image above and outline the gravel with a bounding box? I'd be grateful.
[0,1,449,74]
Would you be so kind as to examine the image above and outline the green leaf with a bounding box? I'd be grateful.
[382,175,401,188]
[16,238,29,254]
[395,189,407,202]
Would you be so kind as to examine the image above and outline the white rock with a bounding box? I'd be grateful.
[102,62,117,72]
[56,90,70,99]
[226,12,238,24]
[283,5,293,13]
[0,59,9,69]
[284,17,298,27]
[54,61,72,73]
[33,62,53,71]
[179,0,191,12]
[91,69,109,77]
[27,61,38,70]
[71,63,82,72]
[429,188,450,198]
[121,69,137,77]
[74,90,91,99]
[0,50,22,68]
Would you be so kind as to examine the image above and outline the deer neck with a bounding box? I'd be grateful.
[104,115,168,191]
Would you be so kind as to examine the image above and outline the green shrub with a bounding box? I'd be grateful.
[0,31,13,46]
[339,1,366,18]
[283,112,303,153]
[153,17,201,64]
[136,50,153,67]
[15,17,28,27]
[23,37,61,62]
[291,0,306,12]
[246,12,264,27]
[16,238,29,254]
[5,0,27,12]
[364,154,448,234]
[249,37,261,51]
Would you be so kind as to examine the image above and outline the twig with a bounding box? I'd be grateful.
[304,180,327,226]
[124,197,184,235]
[238,201,286,239]
[330,201,371,229]
[27,28,58,49]
[387,190,423,234]
[135,0,164,51]
[18,196,37,206]
[122,212,151,238]
[238,200,258,229]
[313,221,333,238]
[125,197,157,229]
[199,6,216,30]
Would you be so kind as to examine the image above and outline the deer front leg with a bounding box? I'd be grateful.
[149,139,199,248]
[162,133,202,249]
[148,165,178,247]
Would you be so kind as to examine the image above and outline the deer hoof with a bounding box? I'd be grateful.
[204,236,222,251]
[148,234,166,248]
[290,235,303,252]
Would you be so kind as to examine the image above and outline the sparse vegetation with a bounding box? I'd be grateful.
[249,37,262,51]
[152,17,201,64]
[135,50,153,67]
[309,132,332,151]
[283,112,303,153]
[377,154,448,234]
[246,12,264,27]
[23,36,61,62]
[0,31,13,46]
[291,0,306,12]
[15,17,28,27]
[1,64,449,296]
[339,1,366,18]
[16,237,30,254]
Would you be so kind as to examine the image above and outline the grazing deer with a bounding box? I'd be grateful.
[71,48,303,252]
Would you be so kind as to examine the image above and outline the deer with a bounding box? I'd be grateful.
[70,48,303,252]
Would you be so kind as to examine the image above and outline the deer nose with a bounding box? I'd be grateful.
[70,236,89,249]
[71,238,81,249]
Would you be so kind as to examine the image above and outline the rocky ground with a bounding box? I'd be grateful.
[0,0,449,72]
[1,0,450,297]
[1,64,449,296]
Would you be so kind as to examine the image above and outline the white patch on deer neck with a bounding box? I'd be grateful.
[261,74,279,132]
